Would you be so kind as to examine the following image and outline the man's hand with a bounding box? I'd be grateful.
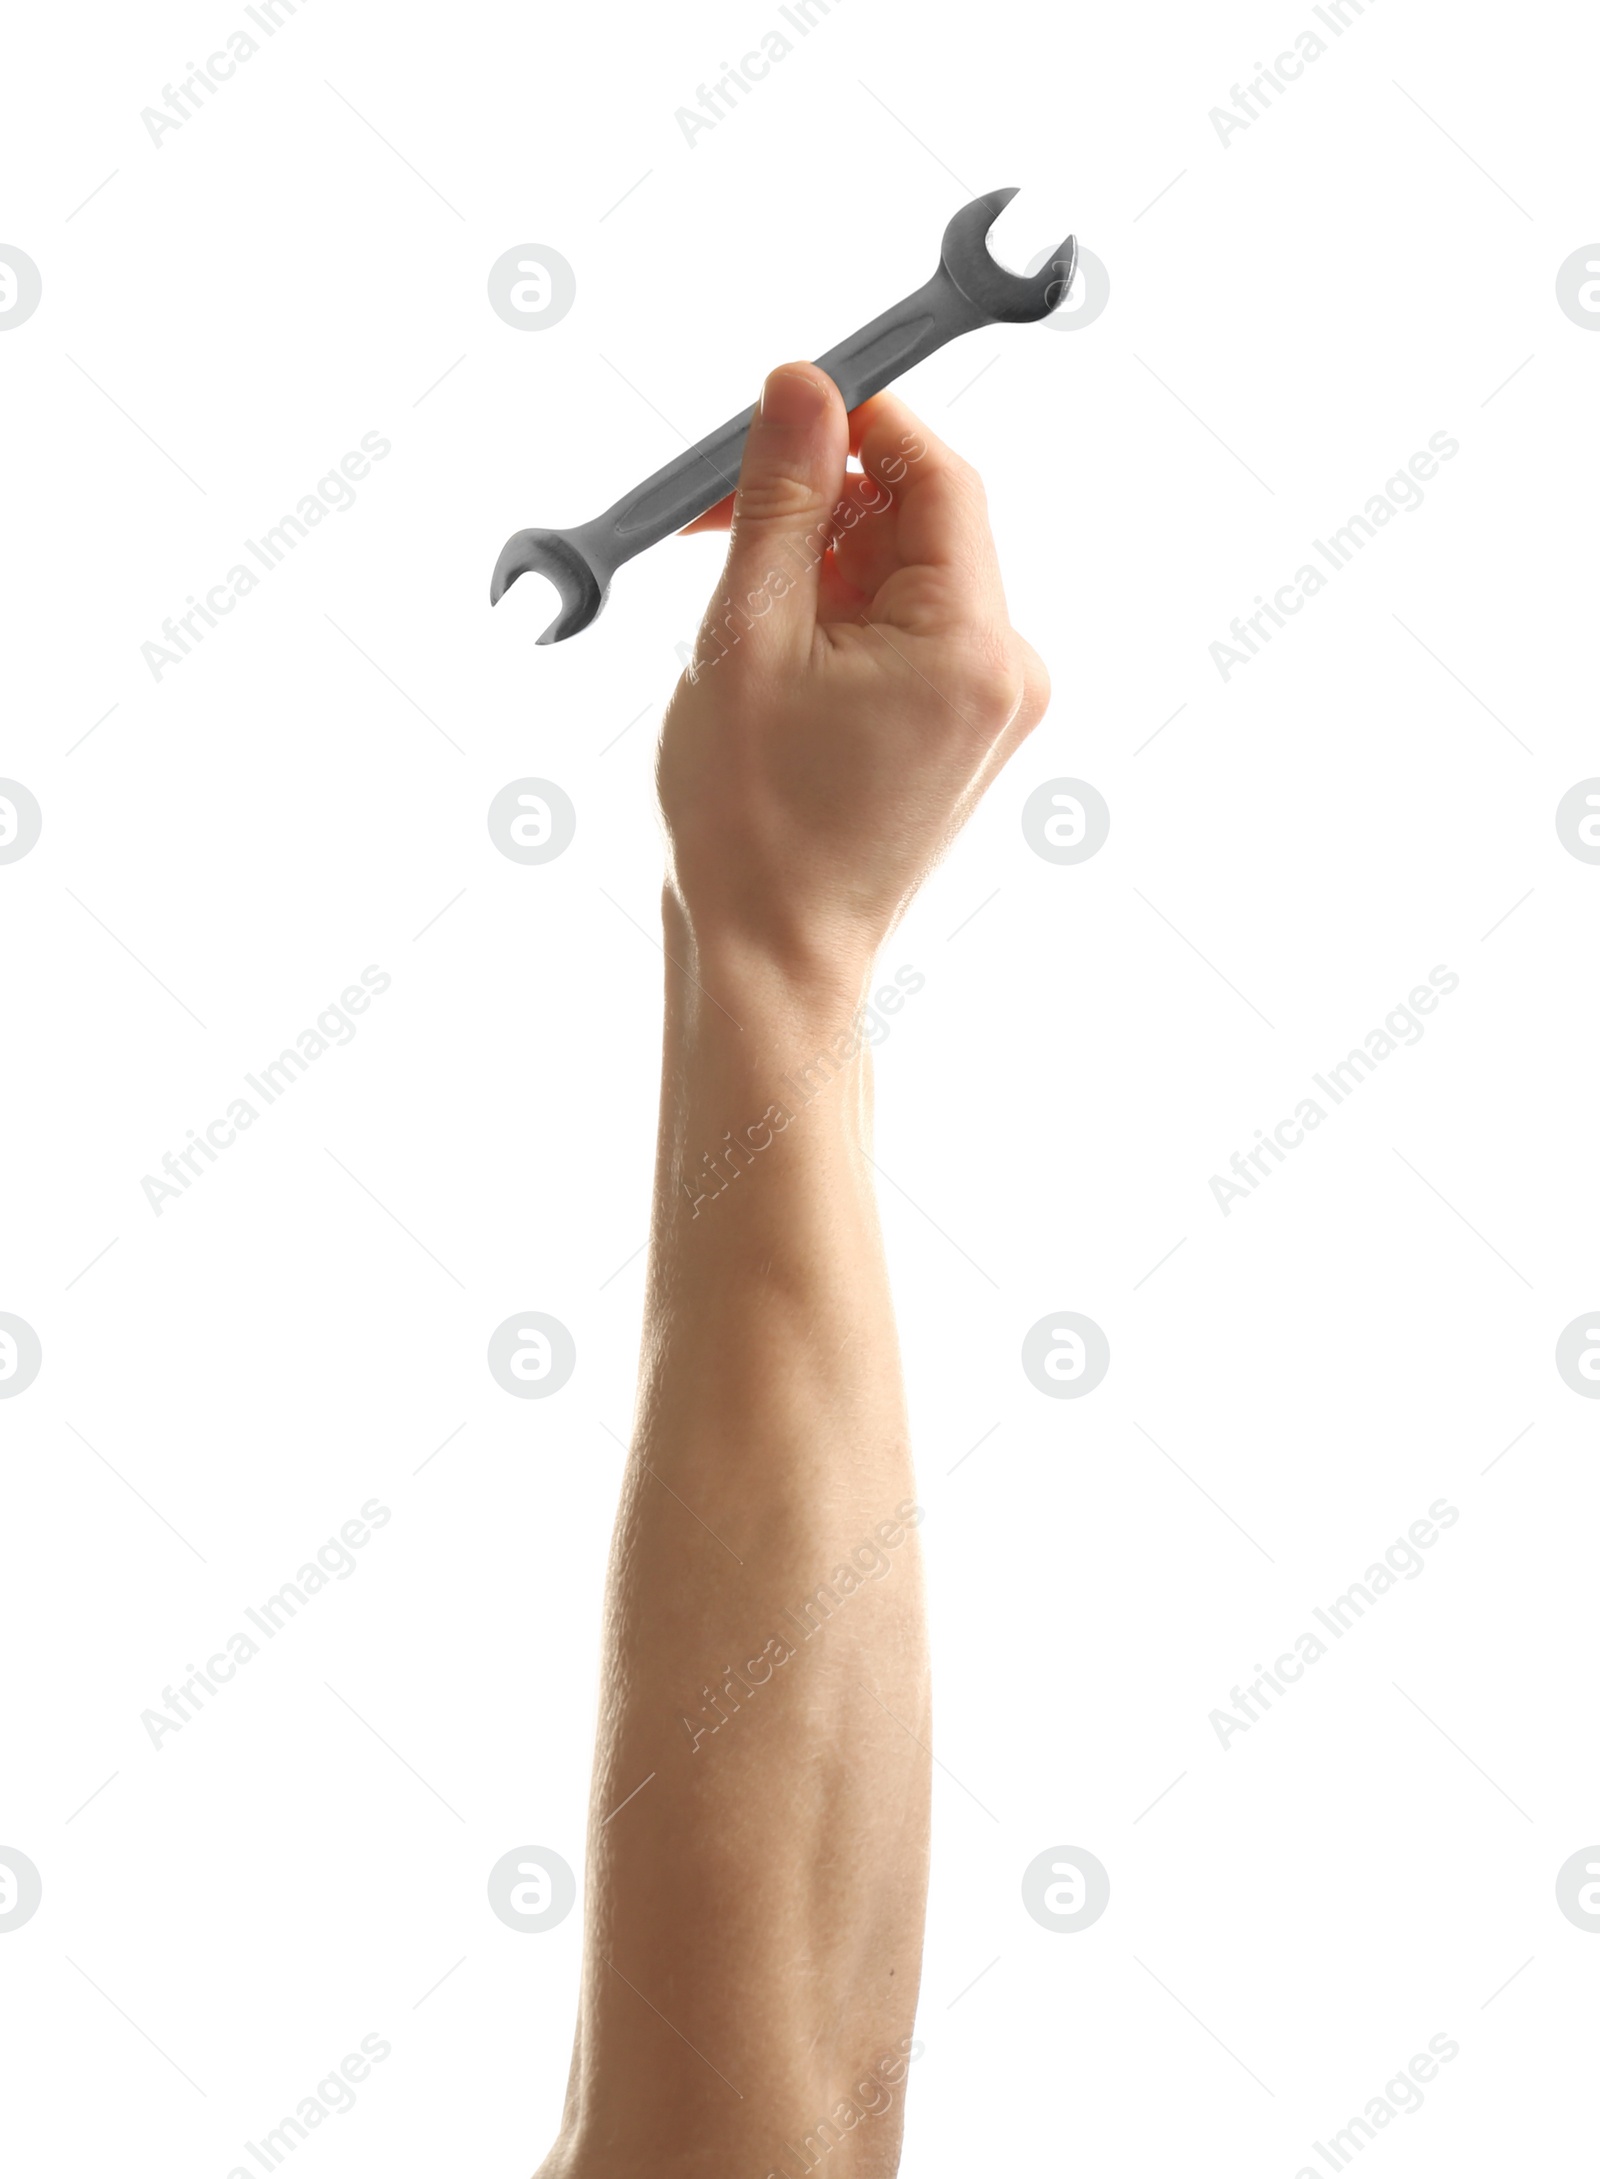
[659,362,1052,994]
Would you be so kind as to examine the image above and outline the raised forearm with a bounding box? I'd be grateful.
[554,917,929,2176]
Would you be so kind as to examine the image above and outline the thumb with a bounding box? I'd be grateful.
[719,362,848,642]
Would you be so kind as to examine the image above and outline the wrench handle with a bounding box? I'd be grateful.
[812,266,977,409]
[579,269,979,572]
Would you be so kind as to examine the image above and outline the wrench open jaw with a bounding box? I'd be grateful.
[489,524,609,646]
[490,187,1076,643]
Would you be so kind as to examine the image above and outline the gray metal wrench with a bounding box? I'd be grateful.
[489,187,1076,642]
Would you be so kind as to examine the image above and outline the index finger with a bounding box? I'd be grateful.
[849,390,1011,625]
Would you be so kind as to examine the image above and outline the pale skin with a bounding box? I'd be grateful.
[535,362,1051,2179]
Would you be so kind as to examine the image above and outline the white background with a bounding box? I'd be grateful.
[2,0,1597,2172]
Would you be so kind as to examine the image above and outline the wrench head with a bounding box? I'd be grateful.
[489,526,608,642]
[940,187,1077,324]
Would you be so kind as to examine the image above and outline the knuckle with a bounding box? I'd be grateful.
[1017,638,1051,725]
[959,638,1025,728]
[952,453,987,503]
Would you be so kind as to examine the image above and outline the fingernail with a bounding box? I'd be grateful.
[759,365,829,429]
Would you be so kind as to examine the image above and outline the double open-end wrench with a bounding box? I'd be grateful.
[489,187,1075,643]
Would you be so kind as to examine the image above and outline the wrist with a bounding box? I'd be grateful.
[663,890,878,1037]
